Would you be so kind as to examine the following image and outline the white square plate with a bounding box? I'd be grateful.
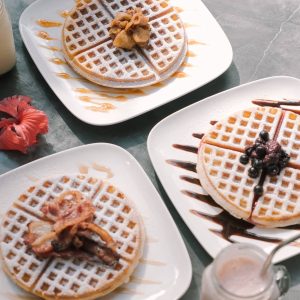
[0,143,192,299]
[19,0,232,125]
[148,76,300,263]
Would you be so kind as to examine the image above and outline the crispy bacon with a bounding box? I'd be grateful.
[25,191,120,266]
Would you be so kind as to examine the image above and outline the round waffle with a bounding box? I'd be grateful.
[197,106,300,227]
[62,0,187,88]
[0,175,145,299]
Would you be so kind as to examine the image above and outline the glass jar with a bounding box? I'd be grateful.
[0,0,16,75]
[200,244,289,300]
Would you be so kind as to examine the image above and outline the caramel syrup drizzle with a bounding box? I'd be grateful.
[75,87,144,96]
[39,45,62,52]
[188,39,206,46]
[79,95,127,102]
[49,58,66,65]
[36,31,57,40]
[85,104,115,112]
[171,71,187,78]
[59,10,70,18]
[56,72,89,82]
[36,19,62,28]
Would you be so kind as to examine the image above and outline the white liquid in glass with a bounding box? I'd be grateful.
[0,0,16,75]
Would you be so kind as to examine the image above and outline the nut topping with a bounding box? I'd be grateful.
[109,8,150,50]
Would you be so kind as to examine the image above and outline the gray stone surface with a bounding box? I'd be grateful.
[1,0,300,298]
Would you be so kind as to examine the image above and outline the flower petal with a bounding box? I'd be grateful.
[0,95,48,153]
[13,107,48,146]
[0,95,32,118]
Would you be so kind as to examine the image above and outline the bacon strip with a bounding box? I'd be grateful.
[24,191,119,266]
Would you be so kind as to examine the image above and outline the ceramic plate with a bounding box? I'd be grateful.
[19,0,232,125]
[148,76,300,263]
[0,143,192,300]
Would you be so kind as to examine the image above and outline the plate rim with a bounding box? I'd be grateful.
[147,75,300,263]
[19,0,233,126]
[0,142,193,300]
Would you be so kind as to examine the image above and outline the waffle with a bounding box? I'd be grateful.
[276,110,300,167]
[62,0,187,88]
[197,106,300,227]
[197,144,257,219]
[202,107,282,152]
[0,175,145,300]
[252,167,300,227]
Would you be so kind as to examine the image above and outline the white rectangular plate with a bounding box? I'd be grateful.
[148,76,300,263]
[0,143,192,300]
[19,0,232,125]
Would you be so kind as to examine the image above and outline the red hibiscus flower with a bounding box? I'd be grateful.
[0,95,48,153]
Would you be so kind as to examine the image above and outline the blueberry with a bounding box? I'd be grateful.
[248,167,259,178]
[252,159,263,169]
[246,147,254,157]
[254,185,264,196]
[267,165,280,176]
[240,155,249,165]
[259,131,269,142]
[256,146,266,159]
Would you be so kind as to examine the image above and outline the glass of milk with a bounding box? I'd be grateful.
[0,0,16,75]
[200,243,289,300]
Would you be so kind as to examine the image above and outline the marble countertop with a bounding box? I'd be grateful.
[1,0,300,298]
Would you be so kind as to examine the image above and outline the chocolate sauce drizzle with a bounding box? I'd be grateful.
[166,159,197,173]
[180,175,201,186]
[253,99,300,108]
[167,131,300,245]
[182,190,220,208]
[192,133,204,139]
[190,210,283,243]
[173,144,198,154]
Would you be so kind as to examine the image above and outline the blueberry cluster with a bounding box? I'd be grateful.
[239,130,290,196]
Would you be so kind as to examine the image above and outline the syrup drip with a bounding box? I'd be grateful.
[85,104,115,112]
[193,133,204,139]
[173,144,198,154]
[171,71,187,78]
[59,10,70,18]
[181,61,193,67]
[36,19,62,27]
[190,210,283,244]
[166,159,196,173]
[75,87,144,96]
[40,45,61,52]
[56,72,88,82]
[149,81,165,88]
[139,258,166,266]
[210,120,218,125]
[186,50,197,58]
[49,58,66,65]
[188,39,206,45]
[36,31,56,40]
[182,190,220,208]
[180,175,201,186]
[79,95,127,102]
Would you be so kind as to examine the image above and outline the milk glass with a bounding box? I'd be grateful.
[0,0,16,75]
[200,244,289,300]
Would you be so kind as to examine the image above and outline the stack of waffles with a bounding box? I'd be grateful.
[0,175,144,299]
[197,106,300,227]
[62,0,187,88]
